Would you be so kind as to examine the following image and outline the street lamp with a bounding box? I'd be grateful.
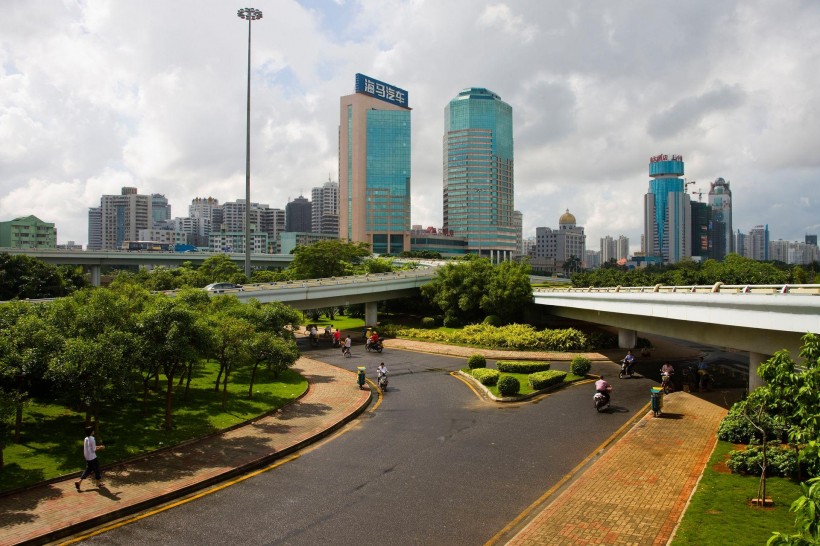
[237,7,263,278]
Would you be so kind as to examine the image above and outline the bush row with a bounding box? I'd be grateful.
[471,368,499,386]
[496,360,551,374]
[528,370,568,390]
[397,323,590,351]
[726,443,797,477]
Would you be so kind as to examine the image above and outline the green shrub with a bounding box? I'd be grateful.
[497,376,521,396]
[726,443,797,477]
[528,370,567,390]
[443,315,462,328]
[421,317,436,328]
[570,356,592,376]
[378,323,399,338]
[718,399,787,444]
[483,314,502,326]
[434,315,444,326]
[471,368,499,386]
[496,360,550,374]
[467,354,487,370]
[586,332,618,350]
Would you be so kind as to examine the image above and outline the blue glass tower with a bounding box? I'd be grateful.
[643,155,691,263]
[443,88,515,262]
[339,74,411,254]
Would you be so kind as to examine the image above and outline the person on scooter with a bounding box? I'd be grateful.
[622,350,636,376]
[367,331,380,350]
[377,362,388,390]
[595,376,612,405]
[661,362,675,392]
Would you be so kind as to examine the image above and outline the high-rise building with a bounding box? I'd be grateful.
[87,207,102,250]
[747,225,769,261]
[690,201,710,260]
[311,180,339,236]
[602,235,630,263]
[100,187,153,249]
[219,200,283,253]
[339,73,411,254]
[643,154,691,263]
[0,215,57,248]
[152,194,171,226]
[286,196,312,233]
[617,235,630,261]
[708,178,733,257]
[533,210,586,271]
[513,210,523,258]
[806,234,818,247]
[443,87,515,262]
[187,197,220,247]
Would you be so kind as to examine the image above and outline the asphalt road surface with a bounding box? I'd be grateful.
[86,343,654,545]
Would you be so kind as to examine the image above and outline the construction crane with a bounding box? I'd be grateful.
[684,179,703,202]
[691,189,704,202]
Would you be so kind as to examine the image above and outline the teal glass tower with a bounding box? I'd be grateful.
[443,88,515,262]
[339,74,411,254]
[643,154,691,263]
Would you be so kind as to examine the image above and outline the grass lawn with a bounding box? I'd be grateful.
[302,315,364,332]
[464,369,586,397]
[671,441,803,545]
[0,361,307,493]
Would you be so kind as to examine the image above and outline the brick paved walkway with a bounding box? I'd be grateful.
[0,357,371,546]
[505,392,728,546]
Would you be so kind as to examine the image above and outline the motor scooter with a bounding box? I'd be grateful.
[594,389,611,412]
[366,339,384,353]
[661,370,674,394]
[618,359,635,379]
[378,373,388,392]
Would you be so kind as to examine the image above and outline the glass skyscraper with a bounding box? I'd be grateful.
[643,154,691,263]
[339,74,411,254]
[443,88,515,262]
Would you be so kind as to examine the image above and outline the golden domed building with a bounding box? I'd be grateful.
[531,209,586,275]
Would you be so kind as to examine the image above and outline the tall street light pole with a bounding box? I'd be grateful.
[237,7,263,278]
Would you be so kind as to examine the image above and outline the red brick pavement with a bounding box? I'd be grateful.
[0,357,371,546]
[504,392,728,546]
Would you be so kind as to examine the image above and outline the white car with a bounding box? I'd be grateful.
[204,282,244,292]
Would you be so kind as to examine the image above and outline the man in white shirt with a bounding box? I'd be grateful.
[75,426,105,491]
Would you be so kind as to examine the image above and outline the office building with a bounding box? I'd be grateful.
[221,200,284,251]
[188,197,220,247]
[532,210,586,272]
[339,73,411,254]
[311,180,339,236]
[643,154,691,263]
[409,226,469,258]
[690,201,710,261]
[513,210,523,258]
[87,207,102,250]
[585,249,601,269]
[600,235,630,264]
[0,215,56,248]
[99,187,153,250]
[152,194,171,226]
[443,87,516,262]
[708,178,733,258]
[285,196,312,233]
[746,225,769,261]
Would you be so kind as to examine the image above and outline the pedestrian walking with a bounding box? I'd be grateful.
[75,426,105,491]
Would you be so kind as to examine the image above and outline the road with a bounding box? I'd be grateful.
[85,343,654,545]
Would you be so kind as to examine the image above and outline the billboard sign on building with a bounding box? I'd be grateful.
[355,73,409,107]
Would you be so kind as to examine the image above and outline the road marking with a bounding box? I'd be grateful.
[483,401,650,546]
[450,371,485,399]
[58,452,303,545]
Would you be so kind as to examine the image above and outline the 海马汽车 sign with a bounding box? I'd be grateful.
[355,73,409,107]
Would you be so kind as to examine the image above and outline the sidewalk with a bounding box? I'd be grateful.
[0,357,371,546]
[503,391,728,545]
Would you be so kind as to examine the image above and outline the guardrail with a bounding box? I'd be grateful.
[533,283,820,295]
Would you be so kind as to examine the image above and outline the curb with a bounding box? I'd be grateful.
[17,383,373,546]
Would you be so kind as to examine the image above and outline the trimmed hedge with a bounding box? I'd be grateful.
[570,356,592,376]
[470,368,499,386]
[496,360,551,374]
[497,376,521,396]
[396,323,590,351]
[467,354,487,370]
[528,370,568,390]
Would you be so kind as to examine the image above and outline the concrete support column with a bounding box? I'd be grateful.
[365,301,378,328]
[618,329,637,349]
[748,352,768,391]
[89,265,101,287]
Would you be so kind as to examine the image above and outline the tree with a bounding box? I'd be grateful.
[205,313,254,408]
[0,253,84,299]
[768,476,820,545]
[246,334,299,398]
[288,240,371,279]
[563,255,582,276]
[198,254,247,285]
[0,387,23,469]
[136,296,206,429]
[481,260,532,323]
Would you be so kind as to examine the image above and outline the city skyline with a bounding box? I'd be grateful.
[1,1,819,251]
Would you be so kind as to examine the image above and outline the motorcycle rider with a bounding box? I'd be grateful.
[366,331,380,350]
[622,350,636,376]
[595,376,612,406]
[376,362,388,386]
[661,362,674,392]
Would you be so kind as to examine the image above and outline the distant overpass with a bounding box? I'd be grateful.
[0,248,293,285]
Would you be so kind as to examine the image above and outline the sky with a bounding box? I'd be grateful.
[1,0,819,251]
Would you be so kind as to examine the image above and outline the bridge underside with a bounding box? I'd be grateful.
[240,288,419,311]
[538,306,805,357]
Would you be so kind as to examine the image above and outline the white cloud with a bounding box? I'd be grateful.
[0,0,818,247]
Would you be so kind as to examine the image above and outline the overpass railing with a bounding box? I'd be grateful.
[533,283,820,295]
